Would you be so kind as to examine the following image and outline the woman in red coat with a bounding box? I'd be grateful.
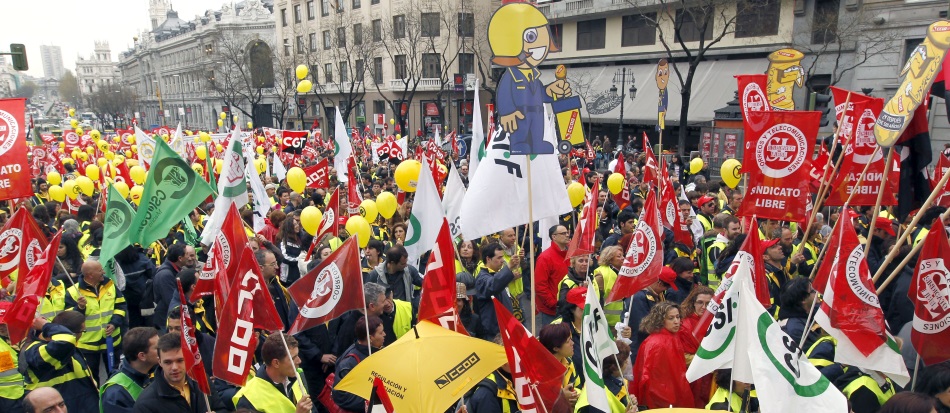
[632,301,695,409]
[679,285,715,408]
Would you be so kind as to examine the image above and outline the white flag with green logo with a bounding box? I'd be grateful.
[273,152,287,181]
[405,158,445,264]
[334,106,351,183]
[134,126,157,166]
[686,259,750,382]
[469,78,484,182]
[734,272,848,413]
[582,281,619,412]
[200,133,248,245]
[442,163,466,239]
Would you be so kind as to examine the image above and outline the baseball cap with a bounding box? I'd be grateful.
[658,267,679,291]
[698,195,716,206]
[874,217,896,237]
[265,183,278,191]
[566,287,587,308]
[456,282,468,300]
[761,238,781,251]
[456,271,476,295]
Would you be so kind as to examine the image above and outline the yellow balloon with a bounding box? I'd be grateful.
[345,216,371,248]
[295,64,309,80]
[112,136,121,143]
[300,206,323,236]
[63,180,78,199]
[199,132,211,143]
[85,146,95,155]
[97,158,108,169]
[68,108,75,117]
[359,199,378,222]
[690,158,704,174]
[130,185,144,205]
[720,159,742,189]
[389,118,395,125]
[247,121,253,129]
[255,158,267,174]
[76,127,84,135]
[86,165,100,181]
[70,119,78,128]
[128,135,135,144]
[256,146,264,155]
[113,181,130,199]
[76,176,94,196]
[129,165,146,185]
[90,130,101,140]
[195,145,207,160]
[62,157,74,165]
[48,185,66,202]
[78,152,88,162]
[220,112,227,120]
[214,160,222,174]
[287,167,307,193]
[97,141,110,152]
[376,191,397,219]
[192,163,204,176]
[606,173,625,195]
[567,182,586,207]
[232,115,238,124]
[47,171,62,186]
[296,80,313,94]
[217,119,224,127]
[394,160,422,192]
[114,155,124,164]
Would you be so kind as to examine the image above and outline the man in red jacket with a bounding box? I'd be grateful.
[534,225,570,327]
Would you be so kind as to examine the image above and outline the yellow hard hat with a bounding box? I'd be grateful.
[488,3,551,65]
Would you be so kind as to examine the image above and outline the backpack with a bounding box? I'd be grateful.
[318,353,362,413]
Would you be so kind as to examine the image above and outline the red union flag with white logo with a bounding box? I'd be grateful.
[909,220,950,366]
[0,208,48,288]
[177,280,211,394]
[305,158,329,189]
[287,236,364,334]
[932,154,950,208]
[608,191,663,303]
[281,130,308,154]
[736,75,770,122]
[738,111,819,222]
[418,220,458,321]
[0,98,31,201]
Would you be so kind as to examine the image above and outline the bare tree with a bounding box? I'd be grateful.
[86,85,139,128]
[205,32,276,125]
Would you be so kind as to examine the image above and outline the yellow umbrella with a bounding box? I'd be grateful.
[335,321,507,413]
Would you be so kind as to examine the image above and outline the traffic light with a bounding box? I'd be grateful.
[9,44,27,71]
[810,92,833,127]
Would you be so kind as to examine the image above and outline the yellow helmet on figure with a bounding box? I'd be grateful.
[488,2,558,67]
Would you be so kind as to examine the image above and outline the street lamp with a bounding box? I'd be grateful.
[610,68,637,142]
[172,74,186,128]
[153,80,164,126]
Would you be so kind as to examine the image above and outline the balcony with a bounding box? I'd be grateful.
[539,0,664,20]
[389,78,442,91]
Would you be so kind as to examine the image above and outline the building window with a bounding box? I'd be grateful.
[340,62,348,82]
[321,0,329,16]
[374,100,385,116]
[307,1,315,19]
[458,13,474,37]
[549,24,562,50]
[393,15,406,39]
[904,38,924,65]
[283,38,291,56]
[309,65,318,84]
[323,30,331,49]
[576,18,606,50]
[422,53,440,78]
[372,0,379,4]
[811,0,840,44]
[309,33,317,51]
[373,57,383,84]
[459,53,474,75]
[421,13,440,37]
[355,59,364,81]
[281,8,288,26]
[325,63,333,83]
[621,13,656,46]
[296,36,305,54]
[336,0,343,13]
[294,4,301,23]
[394,55,407,79]
[354,23,363,45]
[736,0,780,38]
[675,8,713,42]
[353,0,360,9]
[372,19,382,41]
[337,27,346,47]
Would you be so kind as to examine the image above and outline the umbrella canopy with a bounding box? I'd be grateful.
[335,321,507,413]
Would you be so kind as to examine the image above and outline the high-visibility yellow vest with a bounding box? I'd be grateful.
[705,387,743,412]
[99,371,143,413]
[67,280,124,351]
[393,299,413,339]
[24,334,95,390]
[913,228,929,248]
[40,280,66,321]
[503,246,524,298]
[805,335,836,368]
[562,358,581,390]
[482,373,518,413]
[697,214,713,231]
[233,374,305,412]
[594,265,623,325]
[0,338,24,401]
[842,375,895,407]
[558,276,581,304]
[705,240,728,287]
[574,377,628,412]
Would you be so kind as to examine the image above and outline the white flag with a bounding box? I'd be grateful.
[460,106,571,240]
[245,151,269,232]
[169,122,184,155]
[686,259,751,382]
[134,126,157,167]
[334,107,352,183]
[582,282,619,412]
[469,78,484,182]
[404,158,445,264]
[735,275,848,413]
[200,132,249,245]
[273,154,287,181]
[442,163,467,239]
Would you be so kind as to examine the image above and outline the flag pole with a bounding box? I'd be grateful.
[911,354,921,391]
[277,330,309,396]
[877,207,950,293]
[202,392,213,413]
[526,155,537,335]
[863,147,895,255]
[359,236,374,356]
[612,356,635,407]
[871,168,950,283]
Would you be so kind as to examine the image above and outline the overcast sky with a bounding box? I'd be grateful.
[4,0,231,78]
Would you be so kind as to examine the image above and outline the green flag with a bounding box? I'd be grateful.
[129,138,214,247]
[181,217,198,246]
[204,142,217,192]
[100,185,136,265]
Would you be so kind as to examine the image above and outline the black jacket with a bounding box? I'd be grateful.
[466,369,519,413]
[333,343,374,412]
[132,367,219,413]
[331,310,364,357]
[153,261,181,327]
[101,361,153,413]
[117,247,156,307]
[473,266,516,340]
[778,305,844,382]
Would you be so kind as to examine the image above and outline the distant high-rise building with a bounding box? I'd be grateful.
[40,45,65,79]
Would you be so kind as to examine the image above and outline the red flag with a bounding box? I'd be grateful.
[612,153,631,210]
[659,160,678,230]
[318,189,340,240]
[493,298,567,413]
[213,245,285,386]
[738,111,820,221]
[566,178,600,259]
[691,220,770,338]
[418,220,457,321]
[1,208,49,289]
[808,144,831,193]
[735,74,771,119]
[304,158,329,189]
[287,237,364,334]
[642,132,658,186]
[932,154,950,208]
[427,309,469,336]
[608,191,664,302]
[909,219,950,365]
[2,230,61,343]
[369,376,396,413]
[280,130,308,154]
[0,98,32,201]
[177,280,211,394]
[190,239,226,303]
[212,204,250,280]
[347,159,362,215]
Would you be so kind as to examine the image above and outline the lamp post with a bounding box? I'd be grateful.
[153,80,164,126]
[172,74,186,129]
[610,68,637,143]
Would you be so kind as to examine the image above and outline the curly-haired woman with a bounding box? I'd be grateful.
[631,301,695,409]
